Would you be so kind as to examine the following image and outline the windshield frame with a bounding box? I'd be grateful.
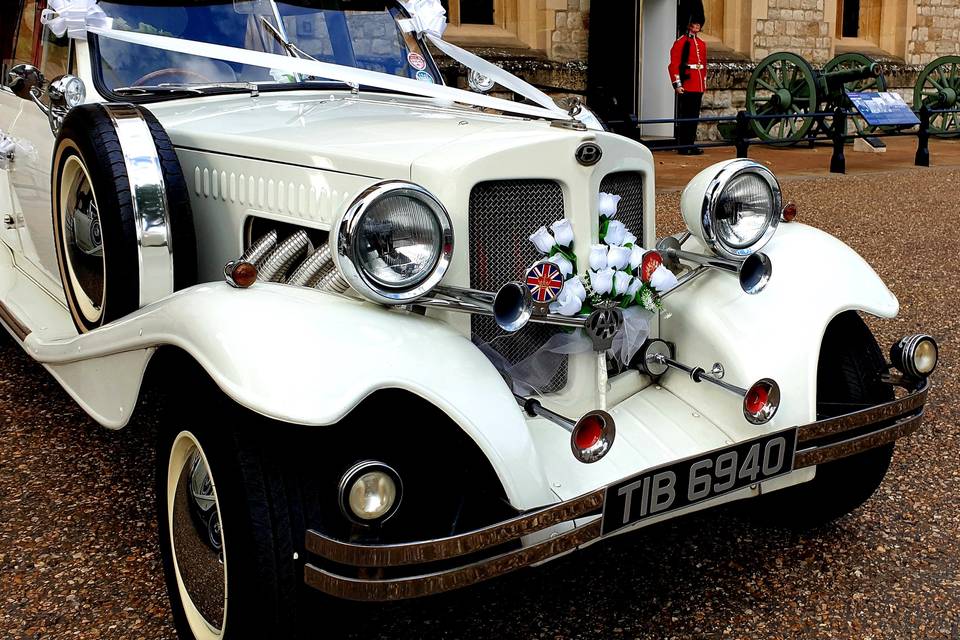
[87,0,445,104]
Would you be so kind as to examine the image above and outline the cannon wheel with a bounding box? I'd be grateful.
[820,52,888,138]
[746,52,817,144]
[914,55,960,137]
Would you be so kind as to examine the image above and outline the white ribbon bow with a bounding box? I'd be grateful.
[0,133,14,171]
[397,0,569,119]
[0,134,15,157]
[41,0,112,39]
[399,0,448,38]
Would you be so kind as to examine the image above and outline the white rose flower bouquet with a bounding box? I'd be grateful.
[528,191,678,318]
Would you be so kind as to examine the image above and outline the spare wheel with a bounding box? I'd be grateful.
[52,103,197,333]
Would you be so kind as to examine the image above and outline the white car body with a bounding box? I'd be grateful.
[0,4,932,611]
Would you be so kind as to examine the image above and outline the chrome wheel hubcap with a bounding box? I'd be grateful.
[59,154,105,323]
[168,432,227,639]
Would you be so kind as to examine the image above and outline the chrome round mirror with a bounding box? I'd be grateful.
[468,69,495,94]
[6,64,45,99]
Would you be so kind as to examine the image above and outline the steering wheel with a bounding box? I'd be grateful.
[132,67,215,87]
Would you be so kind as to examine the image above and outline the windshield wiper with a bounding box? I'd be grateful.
[115,82,262,97]
[259,16,359,91]
[259,17,318,63]
[114,85,204,96]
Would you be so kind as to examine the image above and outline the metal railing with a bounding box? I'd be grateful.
[614,105,960,174]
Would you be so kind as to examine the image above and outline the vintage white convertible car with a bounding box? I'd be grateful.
[0,1,938,639]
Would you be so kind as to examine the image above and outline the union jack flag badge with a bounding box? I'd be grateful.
[525,260,564,306]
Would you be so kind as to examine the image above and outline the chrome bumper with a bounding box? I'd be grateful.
[304,381,929,601]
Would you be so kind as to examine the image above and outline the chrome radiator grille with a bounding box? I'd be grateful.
[600,172,644,238]
[468,180,567,392]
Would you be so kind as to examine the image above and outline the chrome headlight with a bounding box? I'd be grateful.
[333,181,454,304]
[49,75,86,109]
[681,159,781,260]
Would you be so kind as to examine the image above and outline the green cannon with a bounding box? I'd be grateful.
[914,56,960,137]
[746,52,886,143]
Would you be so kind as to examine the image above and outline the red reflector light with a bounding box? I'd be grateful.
[742,379,780,425]
[781,202,798,222]
[744,386,769,415]
[574,416,603,450]
[229,261,258,288]
[569,410,616,464]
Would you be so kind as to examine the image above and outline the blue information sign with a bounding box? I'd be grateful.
[846,91,920,126]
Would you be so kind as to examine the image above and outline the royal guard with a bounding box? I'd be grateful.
[668,0,707,155]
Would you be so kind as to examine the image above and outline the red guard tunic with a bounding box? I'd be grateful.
[668,33,708,93]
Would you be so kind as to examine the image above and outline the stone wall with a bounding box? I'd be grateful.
[548,0,591,62]
[753,0,832,63]
[908,0,960,64]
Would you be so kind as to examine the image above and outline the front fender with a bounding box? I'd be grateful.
[659,223,897,439]
[26,283,557,510]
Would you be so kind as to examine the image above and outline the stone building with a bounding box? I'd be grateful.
[438,0,960,140]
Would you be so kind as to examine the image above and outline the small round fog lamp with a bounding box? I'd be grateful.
[49,75,86,109]
[339,461,402,525]
[891,334,939,379]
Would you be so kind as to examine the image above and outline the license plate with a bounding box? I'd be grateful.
[601,429,798,537]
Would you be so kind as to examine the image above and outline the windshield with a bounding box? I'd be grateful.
[93,0,441,93]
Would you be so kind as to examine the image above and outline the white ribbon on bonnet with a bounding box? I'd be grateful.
[40,0,112,40]
[38,0,585,123]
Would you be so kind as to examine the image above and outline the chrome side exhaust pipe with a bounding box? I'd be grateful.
[658,237,772,294]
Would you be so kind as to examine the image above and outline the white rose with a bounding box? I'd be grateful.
[588,244,608,270]
[622,231,638,246]
[564,275,588,302]
[650,264,680,293]
[549,289,583,317]
[607,244,632,270]
[548,254,574,278]
[529,226,556,254]
[589,268,615,295]
[629,245,647,270]
[550,219,575,247]
[613,270,633,296]
[626,277,643,297]
[598,192,622,218]
[604,220,627,246]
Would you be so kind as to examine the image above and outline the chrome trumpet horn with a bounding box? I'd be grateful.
[657,237,772,295]
[423,283,586,332]
[492,282,533,332]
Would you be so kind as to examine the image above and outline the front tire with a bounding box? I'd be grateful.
[752,312,895,528]
[156,388,301,640]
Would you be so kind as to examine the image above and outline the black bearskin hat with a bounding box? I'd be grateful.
[678,0,706,28]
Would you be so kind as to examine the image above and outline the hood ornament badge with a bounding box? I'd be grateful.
[575,141,602,166]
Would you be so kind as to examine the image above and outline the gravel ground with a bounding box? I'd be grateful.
[1,166,958,639]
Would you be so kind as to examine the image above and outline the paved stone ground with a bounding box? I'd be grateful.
[1,165,958,639]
